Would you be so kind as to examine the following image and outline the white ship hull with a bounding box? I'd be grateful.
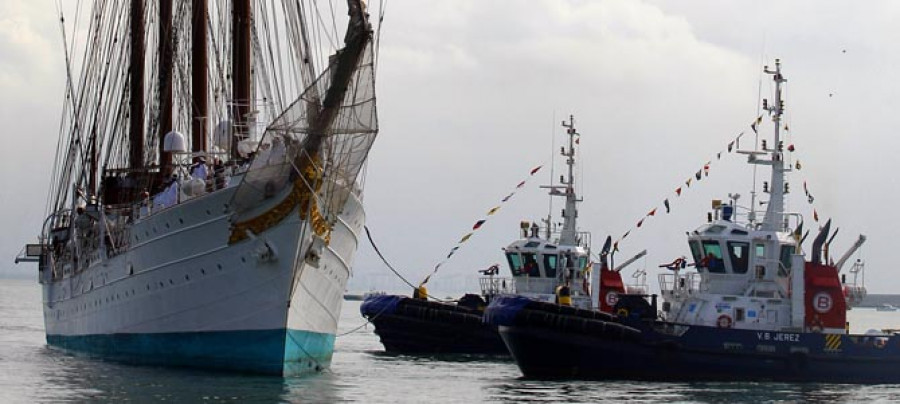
[41,184,364,376]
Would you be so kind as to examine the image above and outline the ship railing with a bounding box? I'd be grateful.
[522,224,592,251]
[479,276,516,297]
[658,272,702,297]
[515,276,559,295]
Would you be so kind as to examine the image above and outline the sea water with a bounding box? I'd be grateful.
[3,278,900,403]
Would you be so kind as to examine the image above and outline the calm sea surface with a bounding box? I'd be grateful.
[3,278,900,403]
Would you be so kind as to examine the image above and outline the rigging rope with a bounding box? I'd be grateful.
[363,225,450,302]
[364,225,418,291]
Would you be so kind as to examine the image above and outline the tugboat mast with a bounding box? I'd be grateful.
[759,59,787,232]
[558,115,581,246]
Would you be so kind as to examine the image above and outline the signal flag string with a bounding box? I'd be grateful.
[611,117,763,254]
[421,164,546,286]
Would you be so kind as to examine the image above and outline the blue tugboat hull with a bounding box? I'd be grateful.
[488,295,900,383]
[361,294,508,355]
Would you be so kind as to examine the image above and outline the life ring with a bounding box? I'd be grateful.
[717,314,733,328]
[616,308,630,318]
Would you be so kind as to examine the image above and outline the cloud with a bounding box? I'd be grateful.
[0,0,57,92]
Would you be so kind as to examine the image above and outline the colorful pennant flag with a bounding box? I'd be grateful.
[751,115,762,134]
[611,126,755,253]
[427,161,550,285]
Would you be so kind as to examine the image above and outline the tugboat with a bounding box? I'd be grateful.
[361,116,633,354]
[485,61,898,383]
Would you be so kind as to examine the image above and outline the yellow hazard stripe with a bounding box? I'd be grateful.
[824,334,842,351]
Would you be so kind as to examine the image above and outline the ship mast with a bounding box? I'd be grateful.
[232,0,252,158]
[297,0,372,160]
[129,0,145,170]
[158,0,173,172]
[191,0,208,155]
[759,59,787,232]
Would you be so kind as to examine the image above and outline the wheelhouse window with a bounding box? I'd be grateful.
[522,253,539,276]
[505,252,523,276]
[727,241,750,274]
[543,254,558,278]
[779,245,795,277]
[755,244,765,258]
[689,240,703,264]
[701,241,725,273]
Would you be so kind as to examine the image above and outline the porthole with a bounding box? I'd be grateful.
[185,275,190,281]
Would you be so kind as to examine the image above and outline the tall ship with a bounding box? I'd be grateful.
[484,61,900,383]
[361,116,636,354]
[16,0,379,376]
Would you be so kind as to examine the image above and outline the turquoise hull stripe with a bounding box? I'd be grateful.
[47,328,335,376]
[284,329,336,375]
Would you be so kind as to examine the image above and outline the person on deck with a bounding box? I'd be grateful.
[190,156,209,182]
[153,175,179,209]
[412,283,428,300]
[213,158,226,189]
[699,252,723,273]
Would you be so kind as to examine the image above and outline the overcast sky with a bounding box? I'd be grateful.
[2,1,898,296]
